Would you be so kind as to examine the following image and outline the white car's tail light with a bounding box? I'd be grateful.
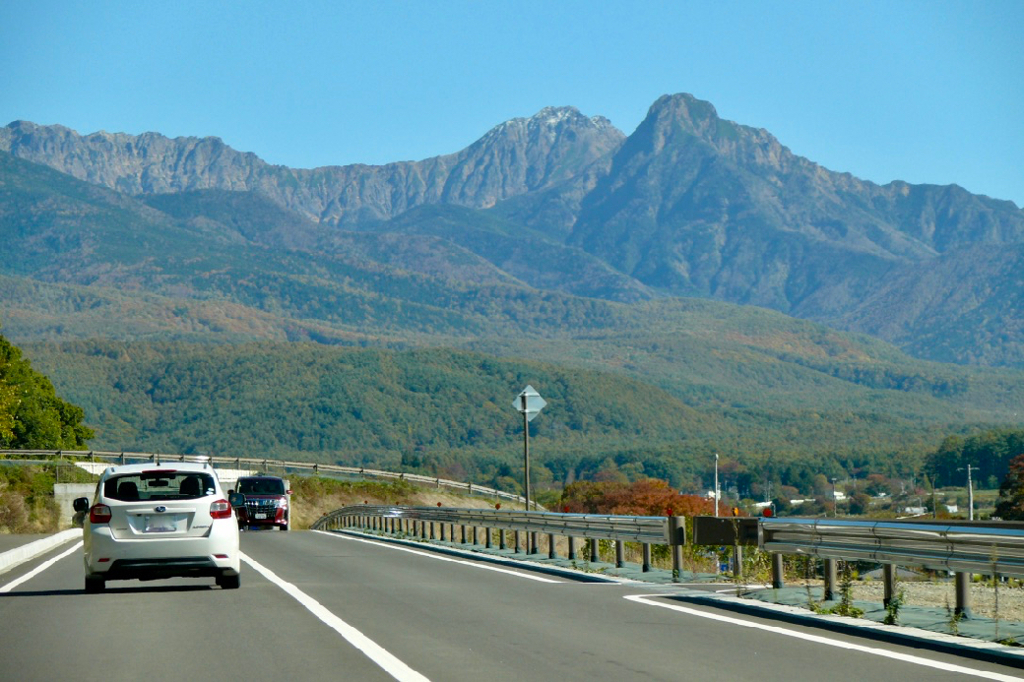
[210,499,232,519]
[89,504,112,524]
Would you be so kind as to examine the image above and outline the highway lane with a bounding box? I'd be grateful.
[1,530,1022,681]
[0,535,391,682]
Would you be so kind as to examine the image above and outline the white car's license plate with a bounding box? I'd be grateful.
[144,514,184,532]
[254,513,268,520]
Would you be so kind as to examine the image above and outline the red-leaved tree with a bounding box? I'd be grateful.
[561,479,713,517]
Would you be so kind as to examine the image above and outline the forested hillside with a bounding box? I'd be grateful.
[23,336,1024,497]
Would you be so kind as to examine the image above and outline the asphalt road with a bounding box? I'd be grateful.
[1,530,1022,682]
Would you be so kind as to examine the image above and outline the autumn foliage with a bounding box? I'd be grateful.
[560,478,714,517]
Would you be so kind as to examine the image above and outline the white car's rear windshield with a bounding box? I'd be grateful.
[103,472,216,501]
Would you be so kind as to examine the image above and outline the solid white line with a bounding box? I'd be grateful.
[312,529,562,583]
[0,528,82,574]
[624,594,1023,681]
[0,541,83,593]
[241,552,429,682]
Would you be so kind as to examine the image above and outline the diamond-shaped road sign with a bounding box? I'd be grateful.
[513,385,547,422]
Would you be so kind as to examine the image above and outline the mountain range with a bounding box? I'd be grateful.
[4,93,1023,367]
[4,92,1024,484]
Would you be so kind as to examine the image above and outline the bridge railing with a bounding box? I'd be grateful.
[313,504,687,574]
[0,449,528,505]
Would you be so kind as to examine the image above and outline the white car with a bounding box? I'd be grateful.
[73,460,242,592]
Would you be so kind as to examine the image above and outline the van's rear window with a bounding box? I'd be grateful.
[104,472,216,501]
[237,478,286,495]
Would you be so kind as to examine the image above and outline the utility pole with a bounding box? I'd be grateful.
[967,464,974,521]
[958,464,975,520]
[714,453,720,517]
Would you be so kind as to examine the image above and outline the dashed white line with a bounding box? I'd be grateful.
[624,594,1023,681]
[241,552,430,682]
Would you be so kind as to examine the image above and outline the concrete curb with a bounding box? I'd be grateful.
[0,529,82,575]
[652,589,1024,669]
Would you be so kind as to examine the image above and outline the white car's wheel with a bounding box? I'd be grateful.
[217,574,241,589]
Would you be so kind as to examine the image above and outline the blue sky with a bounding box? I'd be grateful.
[2,0,1022,206]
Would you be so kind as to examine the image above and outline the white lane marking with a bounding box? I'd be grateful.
[312,530,562,583]
[0,541,83,593]
[624,594,1024,681]
[241,553,429,682]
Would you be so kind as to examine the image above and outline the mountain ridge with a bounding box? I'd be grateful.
[4,92,1024,367]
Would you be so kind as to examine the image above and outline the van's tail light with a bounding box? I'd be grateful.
[210,499,232,519]
[89,504,112,524]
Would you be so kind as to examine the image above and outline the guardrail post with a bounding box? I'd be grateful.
[548,533,556,559]
[513,530,521,553]
[430,522,436,540]
[472,526,478,546]
[883,564,896,607]
[824,559,837,601]
[616,540,625,568]
[530,531,538,554]
[461,524,467,544]
[955,572,972,617]
[500,529,506,550]
[669,516,685,581]
[590,538,600,563]
[642,544,651,572]
[567,536,576,560]
[771,553,784,589]
[487,527,494,549]
[440,522,446,542]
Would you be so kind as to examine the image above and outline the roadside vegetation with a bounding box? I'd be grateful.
[0,463,95,533]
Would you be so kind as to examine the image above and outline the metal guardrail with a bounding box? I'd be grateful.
[759,516,1024,615]
[760,517,1024,578]
[313,504,686,573]
[317,506,1024,615]
[314,505,673,543]
[757,518,1024,577]
[0,449,529,506]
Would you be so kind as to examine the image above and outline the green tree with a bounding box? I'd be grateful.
[995,454,1024,520]
[0,332,93,449]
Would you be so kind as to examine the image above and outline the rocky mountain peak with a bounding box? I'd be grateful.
[480,106,621,144]
[646,93,721,134]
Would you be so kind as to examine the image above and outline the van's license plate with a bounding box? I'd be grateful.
[254,513,268,519]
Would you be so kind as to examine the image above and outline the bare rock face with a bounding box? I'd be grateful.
[0,109,625,226]
[565,93,1024,312]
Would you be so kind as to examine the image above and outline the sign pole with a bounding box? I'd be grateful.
[522,394,531,511]
[512,385,545,515]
